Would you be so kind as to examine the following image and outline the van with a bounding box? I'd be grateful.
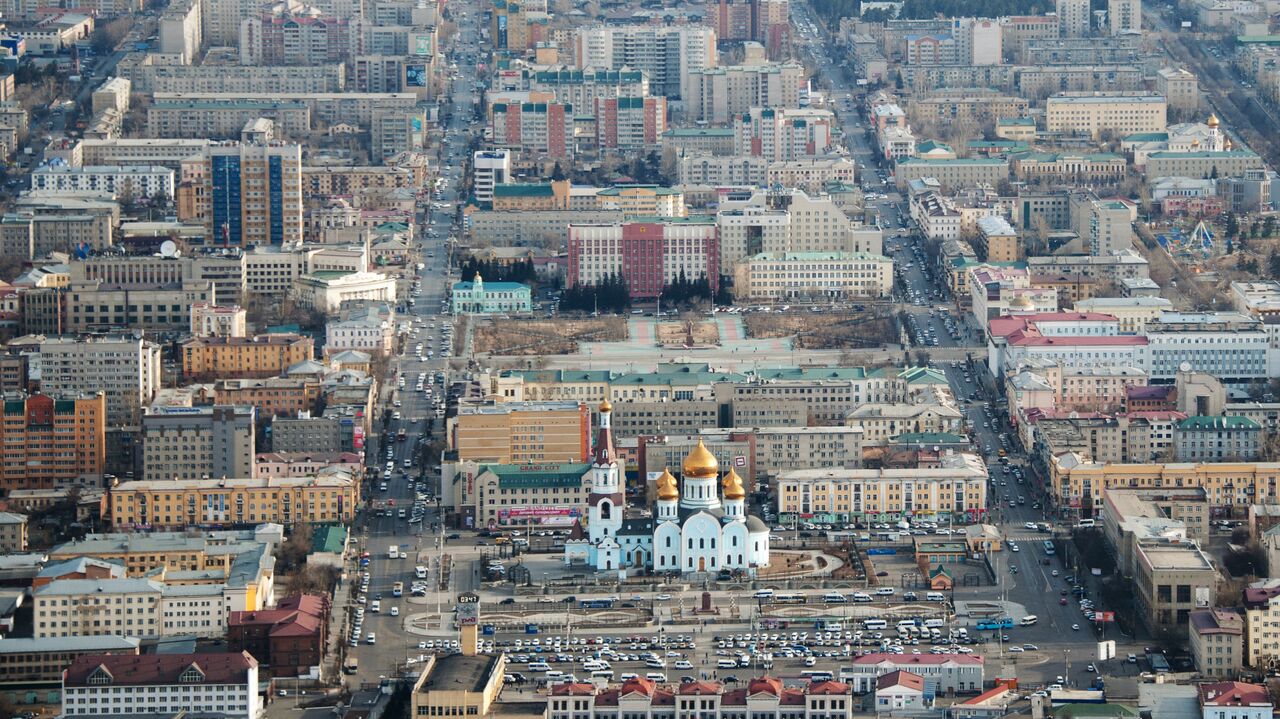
[753,589,775,599]
[850,592,872,603]
[528,662,551,672]
[645,673,667,682]
[545,670,564,680]
[591,670,615,680]
[926,592,946,602]
[823,592,848,604]
[1019,615,1038,626]
[645,659,666,669]
[717,659,739,669]
[924,619,946,628]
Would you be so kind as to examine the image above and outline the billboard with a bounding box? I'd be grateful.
[499,507,580,526]
[1094,611,1115,622]
[412,33,433,56]
[406,64,427,88]
[1097,640,1116,661]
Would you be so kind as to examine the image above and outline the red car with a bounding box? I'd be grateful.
[1060,597,1068,605]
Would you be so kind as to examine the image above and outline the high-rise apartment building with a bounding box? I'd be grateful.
[688,61,805,124]
[0,392,105,492]
[38,337,161,427]
[706,0,789,58]
[595,96,667,150]
[490,101,573,158]
[1107,0,1140,35]
[733,107,836,161]
[238,4,352,65]
[572,26,717,100]
[141,406,257,481]
[1057,0,1091,37]
[183,143,303,247]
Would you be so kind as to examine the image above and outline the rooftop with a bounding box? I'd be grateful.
[0,635,140,654]
[64,651,257,687]
[1136,542,1215,571]
[1178,415,1261,431]
[1199,681,1271,707]
[420,653,501,694]
[110,475,353,491]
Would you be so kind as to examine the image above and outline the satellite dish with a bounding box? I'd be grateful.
[159,240,178,258]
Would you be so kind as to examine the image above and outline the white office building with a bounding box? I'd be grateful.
[31,164,176,199]
[473,149,512,204]
[62,652,261,719]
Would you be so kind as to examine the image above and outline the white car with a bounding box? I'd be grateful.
[1009,543,1020,553]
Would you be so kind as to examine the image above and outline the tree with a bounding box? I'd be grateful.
[283,564,341,596]
[90,17,133,55]
[551,161,566,181]
[1269,251,1280,280]
[275,524,314,573]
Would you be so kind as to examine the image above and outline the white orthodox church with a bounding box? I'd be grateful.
[564,400,771,576]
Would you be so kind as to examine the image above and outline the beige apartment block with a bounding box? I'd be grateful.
[1045,92,1167,140]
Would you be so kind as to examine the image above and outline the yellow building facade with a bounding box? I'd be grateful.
[106,475,359,529]
[1052,455,1280,513]
[181,334,314,379]
[775,455,989,523]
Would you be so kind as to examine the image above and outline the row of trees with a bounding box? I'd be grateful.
[662,270,713,305]
[559,273,631,313]
[459,257,537,284]
[558,272,737,314]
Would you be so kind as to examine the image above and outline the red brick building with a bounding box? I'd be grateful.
[227,594,329,677]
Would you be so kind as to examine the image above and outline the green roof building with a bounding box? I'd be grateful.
[1176,415,1262,462]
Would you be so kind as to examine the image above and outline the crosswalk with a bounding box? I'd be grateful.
[1004,535,1052,543]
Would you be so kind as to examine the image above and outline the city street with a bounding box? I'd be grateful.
[326,0,1155,701]
[334,4,484,691]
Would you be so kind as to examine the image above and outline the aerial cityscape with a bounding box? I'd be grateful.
[0,0,1277,716]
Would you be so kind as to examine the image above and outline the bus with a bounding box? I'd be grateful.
[975,618,1014,630]
[580,598,615,609]
[392,582,404,597]
[800,671,834,682]
[1043,540,1056,556]
[774,593,807,605]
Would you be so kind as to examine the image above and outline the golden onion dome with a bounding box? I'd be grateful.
[682,439,719,478]
[656,468,679,501]
[599,398,613,413]
[722,467,746,500]
[1207,113,1220,128]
